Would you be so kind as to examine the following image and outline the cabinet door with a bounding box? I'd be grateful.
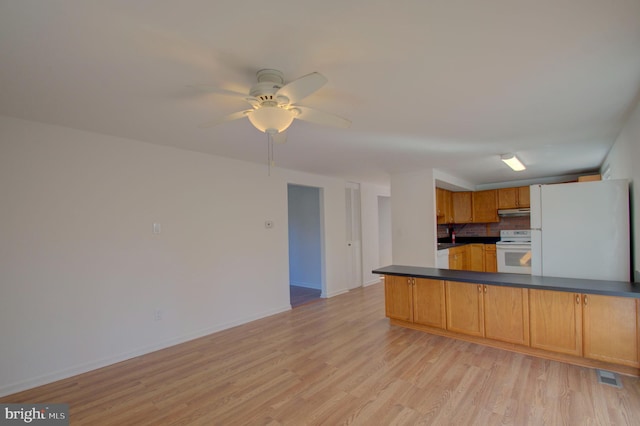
[472,190,499,223]
[529,289,582,356]
[468,244,485,272]
[445,281,484,337]
[483,285,530,346]
[436,188,445,223]
[452,191,473,223]
[448,246,468,271]
[517,186,530,207]
[484,244,497,273]
[583,295,639,367]
[498,188,518,209]
[384,275,413,322]
[436,188,452,225]
[413,279,446,329]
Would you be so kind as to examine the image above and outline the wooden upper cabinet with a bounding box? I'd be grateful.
[517,186,530,207]
[529,289,582,356]
[472,190,499,223]
[436,188,452,224]
[583,295,639,367]
[498,186,530,209]
[498,187,518,209]
[452,191,473,223]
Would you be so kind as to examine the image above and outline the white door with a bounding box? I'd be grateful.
[346,183,362,289]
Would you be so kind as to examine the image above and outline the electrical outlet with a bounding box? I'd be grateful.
[154,309,162,321]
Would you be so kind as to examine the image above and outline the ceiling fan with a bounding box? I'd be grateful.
[196,69,351,144]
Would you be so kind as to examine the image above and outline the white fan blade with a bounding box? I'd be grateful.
[276,72,327,104]
[294,106,351,129]
[187,84,247,98]
[272,131,288,144]
[198,110,250,128]
[189,85,259,108]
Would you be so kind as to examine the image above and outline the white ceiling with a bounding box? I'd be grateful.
[1,1,640,187]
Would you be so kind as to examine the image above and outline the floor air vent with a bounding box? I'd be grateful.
[596,369,622,388]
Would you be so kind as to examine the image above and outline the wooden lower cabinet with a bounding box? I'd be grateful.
[467,244,485,272]
[384,275,446,329]
[446,281,529,345]
[448,246,467,271]
[386,278,640,374]
[583,294,640,367]
[483,285,529,346]
[384,275,413,322]
[484,244,497,273]
[413,278,446,329]
[529,289,583,356]
[445,281,484,337]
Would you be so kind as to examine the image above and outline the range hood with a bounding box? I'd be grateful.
[498,208,530,217]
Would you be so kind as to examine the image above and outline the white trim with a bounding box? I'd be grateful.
[289,280,321,290]
[323,289,349,298]
[363,278,382,287]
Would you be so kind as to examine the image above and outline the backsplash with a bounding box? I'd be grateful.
[437,216,530,238]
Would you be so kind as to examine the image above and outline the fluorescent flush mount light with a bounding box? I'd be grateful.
[501,153,526,171]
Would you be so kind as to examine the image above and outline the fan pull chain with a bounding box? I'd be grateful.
[267,131,275,176]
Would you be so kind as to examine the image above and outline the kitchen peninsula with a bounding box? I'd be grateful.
[373,265,640,376]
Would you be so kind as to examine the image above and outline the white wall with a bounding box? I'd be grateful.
[287,185,322,290]
[0,115,354,396]
[601,101,640,280]
[360,183,391,286]
[378,196,392,267]
[390,169,437,267]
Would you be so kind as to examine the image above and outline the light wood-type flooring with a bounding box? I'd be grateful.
[3,282,640,425]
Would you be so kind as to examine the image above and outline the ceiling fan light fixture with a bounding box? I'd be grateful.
[501,153,526,171]
[247,106,295,133]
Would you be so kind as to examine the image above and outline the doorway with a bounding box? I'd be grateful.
[287,184,324,307]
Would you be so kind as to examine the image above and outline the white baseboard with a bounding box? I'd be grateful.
[363,278,382,287]
[324,288,349,298]
[289,280,321,290]
[0,304,291,398]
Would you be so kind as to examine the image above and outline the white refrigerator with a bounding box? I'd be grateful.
[530,179,630,281]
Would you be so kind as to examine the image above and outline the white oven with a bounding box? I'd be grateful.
[496,230,531,274]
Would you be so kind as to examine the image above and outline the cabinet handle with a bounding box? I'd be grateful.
[477,285,482,293]
[576,294,580,304]
[583,295,588,306]
[484,286,487,293]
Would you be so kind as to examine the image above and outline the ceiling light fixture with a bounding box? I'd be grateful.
[501,153,526,171]
[247,105,296,134]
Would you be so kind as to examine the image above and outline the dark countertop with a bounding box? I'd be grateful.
[437,237,500,250]
[373,265,640,298]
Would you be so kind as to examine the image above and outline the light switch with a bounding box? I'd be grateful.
[153,223,161,234]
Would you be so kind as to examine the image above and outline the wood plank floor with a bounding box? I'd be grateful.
[3,282,640,425]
